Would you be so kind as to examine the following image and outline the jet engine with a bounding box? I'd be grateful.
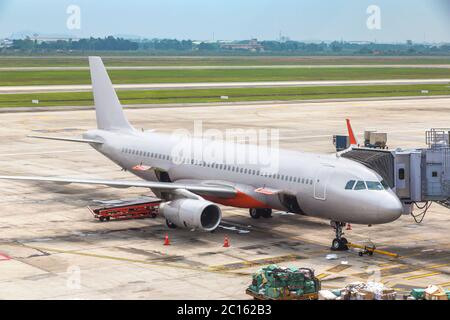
[159,199,222,232]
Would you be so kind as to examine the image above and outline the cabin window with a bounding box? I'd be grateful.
[432,171,438,177]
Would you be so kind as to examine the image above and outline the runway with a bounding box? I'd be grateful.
[0,97,449,299]
[2,78,450,94]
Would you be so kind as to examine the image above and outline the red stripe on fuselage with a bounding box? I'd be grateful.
[204,190,270,209]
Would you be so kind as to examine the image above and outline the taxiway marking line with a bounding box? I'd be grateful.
[437,281,450,288]
[326,264,352,273]
[18,244,249,277]
[369,262,450,279]
[208,253,302,271]
[404,272,442,280]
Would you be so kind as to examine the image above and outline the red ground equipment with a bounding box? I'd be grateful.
[88,196,161,222]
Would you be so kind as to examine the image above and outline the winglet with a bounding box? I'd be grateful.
[346,119,358,146]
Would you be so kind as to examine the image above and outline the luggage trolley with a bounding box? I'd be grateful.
[88,197,162,222]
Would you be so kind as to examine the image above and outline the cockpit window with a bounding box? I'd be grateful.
[345,180,356,190]
[354,181,367,190]
[381,180,389,189]
[366,181,384,191]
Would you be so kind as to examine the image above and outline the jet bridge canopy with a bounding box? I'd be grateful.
[341,129,450,212]
[341,148,395,188]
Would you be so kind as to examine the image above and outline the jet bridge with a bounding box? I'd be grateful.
[342,128,450,216]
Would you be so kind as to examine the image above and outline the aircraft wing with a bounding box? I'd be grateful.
[0,175,236,198]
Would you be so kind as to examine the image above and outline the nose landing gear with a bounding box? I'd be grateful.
[330,221,348,251]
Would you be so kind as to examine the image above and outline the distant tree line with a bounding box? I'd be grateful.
[11,36,139,51]
[5,36,450,55]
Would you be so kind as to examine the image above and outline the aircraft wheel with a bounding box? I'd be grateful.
[166,219,177,229]
[262,209,272,219]
[331,239,341,251]
[99,217,106,222]
[331,238,348,251]
[249,208,261,219]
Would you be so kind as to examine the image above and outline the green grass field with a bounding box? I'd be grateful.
[1,67,450,86]
[1,84,449,108]
[1,56,450,68]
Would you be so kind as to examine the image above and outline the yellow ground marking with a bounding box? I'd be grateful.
[428,263,450,269]
[208,254,302,271]
[316,273,330,280]
[404,272,442,281]
[12,243,249,277]
[326,264,352,273]
[437,281,450,288]
[378,263,399,268]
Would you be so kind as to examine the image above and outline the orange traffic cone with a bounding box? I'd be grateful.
[164,234,170,246]
[346,223,352,231]
[223,235,230,248]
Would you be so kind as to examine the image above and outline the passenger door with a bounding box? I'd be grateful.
[314,165,333,200]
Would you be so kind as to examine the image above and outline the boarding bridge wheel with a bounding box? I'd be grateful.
[249,208,272,219]
[330,221,349,251]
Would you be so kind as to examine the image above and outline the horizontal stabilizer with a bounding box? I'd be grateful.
[27,135,103,144]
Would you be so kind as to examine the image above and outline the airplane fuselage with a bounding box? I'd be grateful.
[84,128,403,225]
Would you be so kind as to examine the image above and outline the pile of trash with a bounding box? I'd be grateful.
[410,285,449,300]
[248,264,320,299]
[319,281,397,300]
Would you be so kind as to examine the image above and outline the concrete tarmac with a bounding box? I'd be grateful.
[0,97,449,299]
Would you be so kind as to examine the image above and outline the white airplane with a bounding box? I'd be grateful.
[0,57,403,251]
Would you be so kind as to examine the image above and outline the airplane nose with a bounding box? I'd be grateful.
[377,194,403,223]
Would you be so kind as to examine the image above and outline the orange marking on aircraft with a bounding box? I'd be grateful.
[205,190,269,209]
[346,118,357,145]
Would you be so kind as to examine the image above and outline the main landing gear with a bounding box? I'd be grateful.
[166,219,177,229]
[330,221,348,251]
[249,208,272,219]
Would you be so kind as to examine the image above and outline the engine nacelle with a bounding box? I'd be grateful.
[159,199,222,232]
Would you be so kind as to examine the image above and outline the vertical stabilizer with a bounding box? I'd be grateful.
[346,118,358,146]
[88,56,134,131]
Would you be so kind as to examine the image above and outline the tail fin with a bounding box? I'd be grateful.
[88,56,134,132]
[346,118,358,146]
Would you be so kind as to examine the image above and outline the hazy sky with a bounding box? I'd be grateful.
[0,0,449,42]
